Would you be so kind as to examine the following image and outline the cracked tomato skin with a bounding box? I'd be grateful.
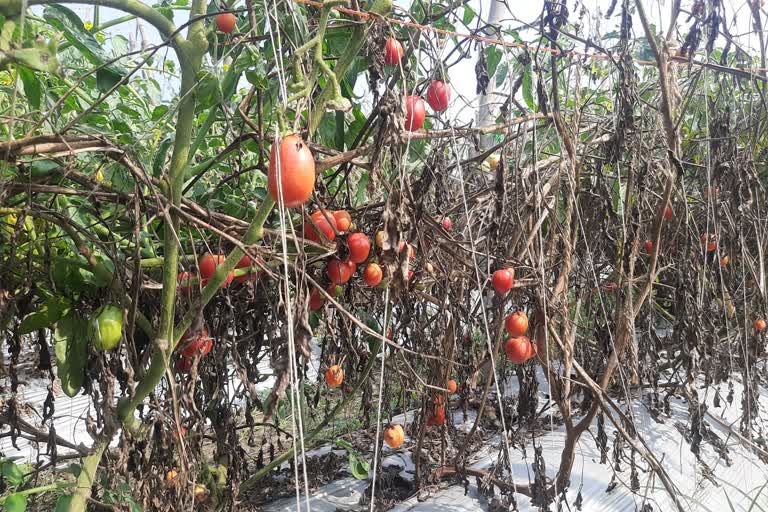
[268,134,315,208]
[89,305,123,351]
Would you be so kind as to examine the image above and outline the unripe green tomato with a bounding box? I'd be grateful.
[89,305,124,351]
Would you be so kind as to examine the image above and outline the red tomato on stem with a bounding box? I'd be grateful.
[384,38,404,65]
[492,268,514,295]
[216,12,236,33]
[426,80,451,112]
[268,134,315,208]
[347,233,371,263]
[405,96,426,131]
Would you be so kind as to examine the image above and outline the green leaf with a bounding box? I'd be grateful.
[487,46,502,80]
[462,5,475,25]
[349,452,369,480]
[495,61,508,88]
[522,63,535,111]
[19,297,72,335]
[335,439,354,452]
[0,461,25,486]
[43,5,127,91]
[3,493,27,512]
[54,496,72,512]
[54,312,89,397]
[29,160,60,178]
[151,105,169,121]
[63,463,81,477]
[18,67,41,110]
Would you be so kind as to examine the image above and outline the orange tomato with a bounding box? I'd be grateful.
[504,336,533,364]
[447,379,457,394]
[383,424,404,449]
[363,263,383,287]
[426,80,451,112]
[405,96,426,131]
[325,365,343,388]
[178,271,195,294]
[333,210,352,232]
[755,319,767,331]
[234,255,260,284]
[309,287,325,311]
[505,311,529,337]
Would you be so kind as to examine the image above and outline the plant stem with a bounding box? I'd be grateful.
[116,196,275,431]
[66,437,109,512]
[0,482,73,504]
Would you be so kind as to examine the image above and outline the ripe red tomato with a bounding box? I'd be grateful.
[328,258,354,284]
[309,287,325,311]
[268,134,315,208]
[384,37,404,65]
[198,254,233,288]
[700,233,717,252]
[441,217,452,231]
[645,240,653,255]
[427,404,445,426]
[755,319,767,331]
[664,206,672,219]
[504,336,532,364]
[405,96,426,131]
[234,255,259,284]
[363,263,383,287]
[305,210,338,243]
[492,268,514,295]
[333,210,352,232]
[347,233,370,263]
[216,12,236,33]
[505,311,528,337]
[180,328,213,358]
[426,80,451,112]
[176,358,192,373]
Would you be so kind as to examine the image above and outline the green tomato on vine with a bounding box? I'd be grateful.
[88,305,124,351]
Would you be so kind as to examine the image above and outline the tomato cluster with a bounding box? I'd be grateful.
[382,37,452,132]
